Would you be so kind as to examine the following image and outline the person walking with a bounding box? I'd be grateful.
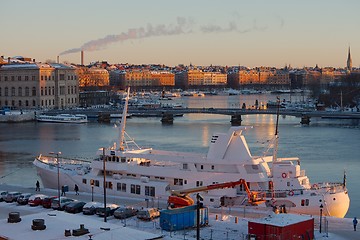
[74,184,79,195]
[61,185,66,196]
[35,180,40,191]
[353,217,358,231]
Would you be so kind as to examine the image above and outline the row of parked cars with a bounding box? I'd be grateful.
[0,190,160,220]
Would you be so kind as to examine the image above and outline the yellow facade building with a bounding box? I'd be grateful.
[0,63,78,109]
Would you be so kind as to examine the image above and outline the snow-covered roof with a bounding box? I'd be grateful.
[249,213,313,227]
[0,63,41,69]
[0,210,162,240]
[0,63,75,70]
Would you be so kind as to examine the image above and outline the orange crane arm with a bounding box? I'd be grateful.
[168,179,264,208]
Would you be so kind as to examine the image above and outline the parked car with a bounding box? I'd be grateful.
[82,202,103,215]
[4,192,22,203]
[64,201,86,214]
[51,197,74,210]
[114,207,138,219]
[28,194,48,207]
[137,208,160,221]
[17,193,32,205]
[96,203,119,217]
[42,196,58,208]
[0,190,8,202]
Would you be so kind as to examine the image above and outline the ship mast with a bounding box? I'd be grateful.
[273,96,280,162]
[119,88,130,151]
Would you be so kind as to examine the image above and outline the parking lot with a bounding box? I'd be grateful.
[0,183,163,219]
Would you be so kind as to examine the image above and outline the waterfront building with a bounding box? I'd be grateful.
[0,62,78,109]
[79,90,112,107]
[115,69,175,89]
[228,68,290,88]
[76,66,109,88]
[176,69,227,88]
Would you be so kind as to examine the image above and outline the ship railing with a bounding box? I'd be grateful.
[311,182,345,193]
[37,155,91,167]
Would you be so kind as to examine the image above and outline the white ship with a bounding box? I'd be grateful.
[37,114,88,123]
[33,89,350,218]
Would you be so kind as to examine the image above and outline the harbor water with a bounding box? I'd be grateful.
[0,94,359,218]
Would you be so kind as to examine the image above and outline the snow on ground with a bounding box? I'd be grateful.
[0,200,357,240]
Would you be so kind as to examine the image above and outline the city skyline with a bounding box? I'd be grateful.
[1,0,359,68]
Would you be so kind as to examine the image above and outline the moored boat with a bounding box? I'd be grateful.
[37,114,88,123]
[33,89,350,218]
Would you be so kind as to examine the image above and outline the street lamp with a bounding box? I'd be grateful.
[319,204,323,233]
[49,151,61,207]
[196,193,204,240]
[102,147,107,223]
[90,179,94,202]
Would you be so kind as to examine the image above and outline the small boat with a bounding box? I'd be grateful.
[36,114,88,123]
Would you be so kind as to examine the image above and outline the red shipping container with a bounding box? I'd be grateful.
[248,213,314,240]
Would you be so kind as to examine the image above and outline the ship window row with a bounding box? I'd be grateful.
[193,164,215,171]
[101,155,131,163]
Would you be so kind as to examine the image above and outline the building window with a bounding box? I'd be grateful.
[174,178,183,186]
[32,87,36,96]
[145,186,155,197]
[18,87,22,96]
[0,87,1,96]
[60,86,65,95]
[32,76,35,81]
[41,76,43,81]
[25,76,29,81]
[136,185,141,194]
[11,76,15,81]
[41,87,43,96]
[32,100,36,106]
[117,183,126,192]
[25,100,29,106]
[60,74,65,80]
[4,76,8,81]
[211,165,214,170]
[11,87,15,96]
[106,181,113,189]
[25,87,29,96]
[131,184,141,194]
[196,181,203,187]
[82,179,87,184]
[18,100,22,107]
[95,180,99,187]
[18,76,21,81]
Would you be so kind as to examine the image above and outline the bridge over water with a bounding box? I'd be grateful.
[47,107,360,125]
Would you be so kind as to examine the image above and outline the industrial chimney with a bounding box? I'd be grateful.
[81,50,84,66]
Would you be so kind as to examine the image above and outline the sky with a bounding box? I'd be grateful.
[1,0,359,68]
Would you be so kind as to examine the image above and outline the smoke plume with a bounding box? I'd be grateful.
[59,16,268,56]
[59,17,194,55]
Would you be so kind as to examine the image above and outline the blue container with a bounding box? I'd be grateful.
[160,205,208,231]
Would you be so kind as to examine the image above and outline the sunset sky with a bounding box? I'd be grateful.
[1,0,359,68]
